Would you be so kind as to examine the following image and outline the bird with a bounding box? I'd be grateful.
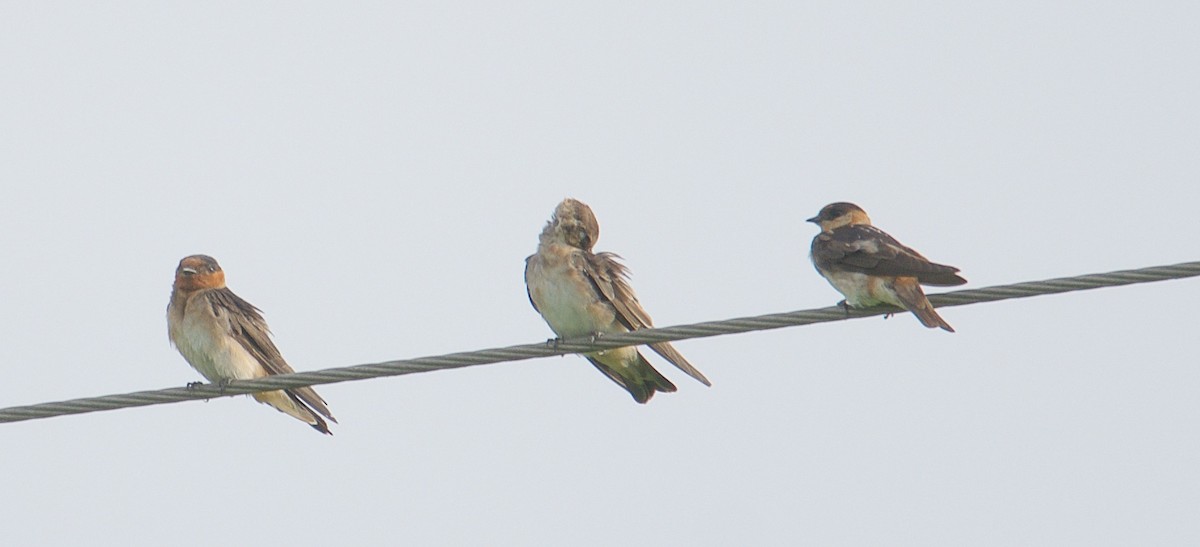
[167,254,337,434]
[807,202,967,332]
[525,198,711,403]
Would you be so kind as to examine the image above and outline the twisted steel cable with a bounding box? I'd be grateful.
[1,260,1197,424]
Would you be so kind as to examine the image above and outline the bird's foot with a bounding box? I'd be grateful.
[589,332,607,355]
[545,337,563,349]
[216,378,233,394]
[837,300,852,316]
[186,381,214,402]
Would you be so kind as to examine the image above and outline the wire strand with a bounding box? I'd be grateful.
[2,260,1198,424]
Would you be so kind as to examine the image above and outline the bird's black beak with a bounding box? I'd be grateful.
[805,216,819,224]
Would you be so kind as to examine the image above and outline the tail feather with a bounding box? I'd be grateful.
[252,389,333,434]
[587,353,677,404]
[892,278,956,332]
[289,385,337,424]
[910,305,955,332]
[648,341,712,387]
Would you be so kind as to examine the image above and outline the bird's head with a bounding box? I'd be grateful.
[173,254,226,292]
[806,202,871,233]
[542,198,600,251]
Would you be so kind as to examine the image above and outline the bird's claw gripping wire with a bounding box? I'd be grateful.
[837,300,851,317]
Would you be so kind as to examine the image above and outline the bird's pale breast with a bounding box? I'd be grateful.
[527,245,619,338]
[168,293,268,383]
[820,269,904,308]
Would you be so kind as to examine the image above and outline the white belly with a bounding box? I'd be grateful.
[169,300,266,382]
[526,251,620,338]
[821,269,900,308]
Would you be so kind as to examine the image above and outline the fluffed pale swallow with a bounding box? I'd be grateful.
[524,198,711,403]
[166,255,336,434]
[807,202,967,332]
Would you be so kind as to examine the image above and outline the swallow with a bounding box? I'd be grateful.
[167,255,336,434]
[807,202,967,332]
[524,198,711,403]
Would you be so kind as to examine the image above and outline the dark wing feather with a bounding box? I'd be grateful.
[523,254,542,314]
[815,225,966,286]
[581,252,712,386]
[206,288,337,422]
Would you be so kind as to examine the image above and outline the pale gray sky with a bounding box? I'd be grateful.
[2,3,1198,546]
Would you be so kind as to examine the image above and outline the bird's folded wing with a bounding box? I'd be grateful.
[583,252,712,386]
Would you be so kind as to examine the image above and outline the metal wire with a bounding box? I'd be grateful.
[2,260,1197,424]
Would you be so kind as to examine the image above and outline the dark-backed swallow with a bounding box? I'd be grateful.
[524,198,711,403]
[807,202,966,332]
[167,255,337,434]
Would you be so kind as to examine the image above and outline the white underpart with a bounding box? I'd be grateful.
[527,247,620,338]
[822,269,902,308]
[169,300,264,383]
